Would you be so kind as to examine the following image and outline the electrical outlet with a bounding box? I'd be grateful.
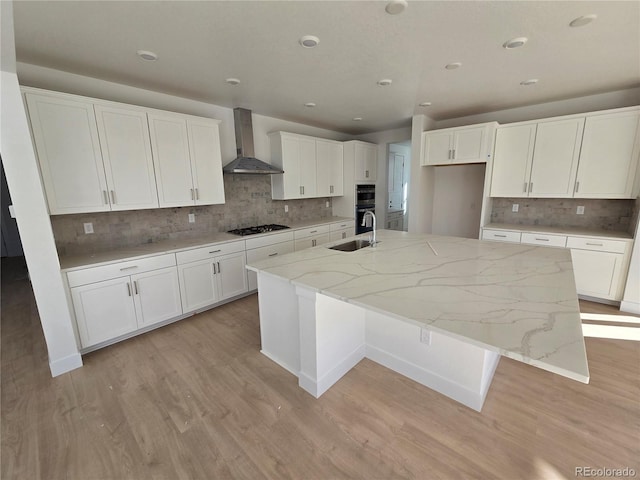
[420,328,431,345]
[326,201,330,208]
[188,213,195,223]
[512,204,519,213]
[284,204,289,213]
[83,222,94,234]
[577,206,585,215]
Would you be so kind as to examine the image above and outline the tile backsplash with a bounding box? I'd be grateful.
[52,175,332,256]
[490,197,637,233]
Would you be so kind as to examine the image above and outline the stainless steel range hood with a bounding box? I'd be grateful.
[223,108,284,174]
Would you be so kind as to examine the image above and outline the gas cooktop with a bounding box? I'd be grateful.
[227,224,290,236]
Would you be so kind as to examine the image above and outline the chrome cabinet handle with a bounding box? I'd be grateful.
[495,234,507,238]
[209,249,222,254]
[529,182,533,192]
[103,190,109,204]
[523,182,528,193]
[133,280,138,294]
[195,188,199,200]
[300,186,303,195]
[312,239,316,247]
[212,263,217,275]
[575,181,580,193]
[342,232,346,239]
[452,149,456,159]
[535,238,549,241]
[110,190,116,204]
[268,252,278,257]
[365,170,369,178]
[217,261,221,273]
[190,189,194,200]
[119,266,138,271]
[586,242,603,246]
[310,230,318,234]
[126,283,131,296]
[330,185,334,194]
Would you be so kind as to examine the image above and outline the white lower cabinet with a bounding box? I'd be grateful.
[177,242,248,313]
[481,229,521,243]
[329,220,355,241]
[69,255,182,349]
[246,233,295,291]
[295,234,331,251]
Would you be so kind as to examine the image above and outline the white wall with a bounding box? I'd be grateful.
[621,212,640,315]
[1,1,83,376]
[408,114,436,233]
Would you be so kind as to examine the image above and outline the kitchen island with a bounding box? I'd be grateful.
[246,229,589,411]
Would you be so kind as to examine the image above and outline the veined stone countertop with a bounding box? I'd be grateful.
[484,223,633,240]
[247,229,590,383]
[59,216,354,271]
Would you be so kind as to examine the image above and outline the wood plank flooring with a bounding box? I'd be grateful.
[2,256,639,479]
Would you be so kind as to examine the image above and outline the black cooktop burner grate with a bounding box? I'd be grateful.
[227,224,290,236]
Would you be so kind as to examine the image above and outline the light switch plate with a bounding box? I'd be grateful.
[420,328,431,345]
[577,206,585,215]
[83,222,94,234]
[188,213,195,223]
[284,204,289,213]
[512,204,519,213]
[326,201,330,208]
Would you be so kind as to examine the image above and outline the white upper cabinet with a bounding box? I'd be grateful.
[575,110,640,198]
[94,105,159,210]
[354,141,377,182]
[529,118,584,198]
[25,92,109,214]
[421,123,496,166]
[270,132,317,199]
[490,123,537,197]
[316,139,344,197]
[148,112,225,208]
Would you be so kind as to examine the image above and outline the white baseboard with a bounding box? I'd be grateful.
[366,344,486,412]
[260,349,298,377]
[49,352,83,377]
[298,344,366,398]
[620,300,640,315]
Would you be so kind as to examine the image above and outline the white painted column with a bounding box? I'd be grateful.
[408,114,436,233]
[1,1,82,376]
[621,213,640,314]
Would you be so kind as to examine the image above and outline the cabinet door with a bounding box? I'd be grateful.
[575,111,640,198]
[215,251,248,301]
[422,131,452,166]
[330,229,352,242]
[187,119,225,206]
[94,105,159,210]
[71,277,138,348]
[328,142,344,196]
[294,238,314,251]
[529,118,584,198]
[148,113,195,207]
[246,240,295,291]
[570,249,623,300]
[299,137,317,197]
[316,140,343,197]
[281,136,302,199]
[132,267,182,327]
[452,126,486,164]
[355,143,377,181]
[177,259,218,313]
[25,93,109,214]
[490,124,536,197]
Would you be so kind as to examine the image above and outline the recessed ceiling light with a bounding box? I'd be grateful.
[570,14,597,27]
[353,117,363,121]
[377,79,393,86]
[225,78,241,86]
[299,35,320,48]
[419,102,432,107]
[137,50,158,61]
[304,102,316,108]
[503,37,528,49]
[385,0,408,15]
[445,62,462,70]
[520,79,539,86]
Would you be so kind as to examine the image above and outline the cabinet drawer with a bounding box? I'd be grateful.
[481,229,521,243]
[246,241,295,264]
[245,231,295,250]
[67,253,176,287]
[330,220,355,232]
[521,232,567,248]
[176,240,245,265]
[294,224,330,239]
[566,236,628,254]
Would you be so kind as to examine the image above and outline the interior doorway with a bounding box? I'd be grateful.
[1,158,24,258]
[386,142,411,231]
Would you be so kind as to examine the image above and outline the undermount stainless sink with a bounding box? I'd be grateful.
[328,239,372,252]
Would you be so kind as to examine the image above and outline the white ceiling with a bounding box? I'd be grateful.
[12,1,640,134]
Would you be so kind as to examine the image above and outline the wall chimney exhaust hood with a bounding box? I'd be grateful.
[223,108,284,174]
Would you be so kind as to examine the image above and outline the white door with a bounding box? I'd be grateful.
[315,139,331,197]
[388,153,405,211]
[71,277,138,348]
[216,251,249,301]
[177,259,218,313]
[132,267,183,327]
[299,137,317,197]
[529,118,584,198]
[570,249,621,299]
[490,124,537,197]
[328,142,344,196]
[94,105,159,210]
[423,131,452,165]
[25,93,109,214]
[281,136,302,199]
[187,119,225,206]
[364,144,377,181]
[148,113,194,207]
[452,126,485,164]
[575,111,640,198]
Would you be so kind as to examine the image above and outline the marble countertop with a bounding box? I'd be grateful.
[247,229,590,383]
[59,216,354,271]
[484,222,633,240]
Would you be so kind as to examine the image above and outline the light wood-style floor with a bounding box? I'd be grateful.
[2,256,639,480]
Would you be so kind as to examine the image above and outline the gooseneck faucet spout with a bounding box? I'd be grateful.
[361,210,377,246]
